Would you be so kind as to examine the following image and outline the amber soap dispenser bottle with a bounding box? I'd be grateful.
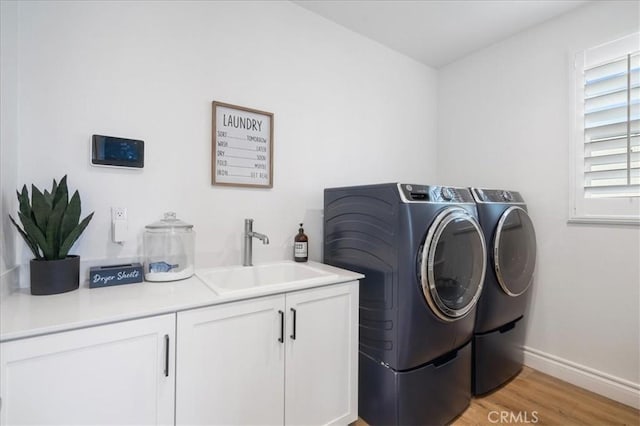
[294,223,308,262]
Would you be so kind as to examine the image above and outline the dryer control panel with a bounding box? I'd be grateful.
[472,188,524,204]
[398,184,474,203]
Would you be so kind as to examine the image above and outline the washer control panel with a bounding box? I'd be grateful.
[472,188,524,204]
[399,184,474,203]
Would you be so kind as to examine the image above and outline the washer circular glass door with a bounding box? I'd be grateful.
[494,206,537,296]
[420,207,487,322]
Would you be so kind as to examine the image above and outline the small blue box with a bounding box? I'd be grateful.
[89,263,144,288]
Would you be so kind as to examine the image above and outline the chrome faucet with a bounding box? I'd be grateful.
[243,218,269,266]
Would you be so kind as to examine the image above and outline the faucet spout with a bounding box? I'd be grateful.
[248,231,269,244]
[243,219,270,266]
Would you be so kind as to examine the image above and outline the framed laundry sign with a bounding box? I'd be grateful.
[212,101,273,188]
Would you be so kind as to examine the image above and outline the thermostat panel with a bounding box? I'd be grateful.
[91,135,144,168]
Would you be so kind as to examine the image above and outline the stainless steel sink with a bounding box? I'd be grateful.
[196,261,339,294]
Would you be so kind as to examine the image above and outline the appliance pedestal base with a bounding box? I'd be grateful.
[472,316,526,396]
[359,341,472,426]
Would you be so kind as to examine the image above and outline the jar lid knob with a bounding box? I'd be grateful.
[164,212,177,220]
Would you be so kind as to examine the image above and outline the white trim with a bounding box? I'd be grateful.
[569,34,640,224]
[585,33,640,69]
[567,216,639,226]
[523,346,640,409]
[569,49,584,223]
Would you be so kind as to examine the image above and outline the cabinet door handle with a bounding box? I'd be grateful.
[290,308,297,340]
[164,334,170,377]
[278,310,284,343]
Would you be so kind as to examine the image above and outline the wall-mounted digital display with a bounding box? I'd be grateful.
[91,135,144,168]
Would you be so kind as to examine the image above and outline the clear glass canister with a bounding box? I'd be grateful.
[143,212,195,282]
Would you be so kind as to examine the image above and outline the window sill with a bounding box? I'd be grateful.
[567,216,640,226]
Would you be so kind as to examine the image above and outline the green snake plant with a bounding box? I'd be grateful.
[9,176,94,260]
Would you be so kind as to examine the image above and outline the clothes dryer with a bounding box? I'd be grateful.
[471,188,537,395]
[324,183,487,425]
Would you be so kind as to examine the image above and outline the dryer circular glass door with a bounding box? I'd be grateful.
[419,207,487,322]
[494,206,537,297]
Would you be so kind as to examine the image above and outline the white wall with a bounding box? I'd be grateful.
[1,0,19,293]
[438,0,640,405]
[12,1,437,275]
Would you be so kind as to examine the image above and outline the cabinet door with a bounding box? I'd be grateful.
[176,295,285,426]
[285,281,359,426]
[0,314,175,425]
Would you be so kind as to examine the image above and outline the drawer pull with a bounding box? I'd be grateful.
[278,310,284,343]
[290,308,297,340]
[164,334,170,377]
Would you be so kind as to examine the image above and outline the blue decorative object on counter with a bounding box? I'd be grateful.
[144,212,195,282]
[89,263,144,288]
[148,261,179,273]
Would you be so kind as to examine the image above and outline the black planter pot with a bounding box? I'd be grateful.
[30,255,80,295]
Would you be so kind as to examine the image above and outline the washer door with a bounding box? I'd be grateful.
[420,207,487,322]
[494,206,537,297]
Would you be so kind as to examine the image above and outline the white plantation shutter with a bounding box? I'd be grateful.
[571,33,640,224]
[583,52,639,197]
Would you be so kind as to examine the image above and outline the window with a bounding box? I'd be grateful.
[571,33,640,224]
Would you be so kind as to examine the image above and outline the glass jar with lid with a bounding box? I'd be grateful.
[143,212,195,282]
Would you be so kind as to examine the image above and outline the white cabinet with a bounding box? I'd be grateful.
[284,283,358,426]
[0,278,358,426]
[176,281,359,426]
[0,314,175,426]
[176,294,285,425]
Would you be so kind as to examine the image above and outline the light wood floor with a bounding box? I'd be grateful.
[354,367,639,425]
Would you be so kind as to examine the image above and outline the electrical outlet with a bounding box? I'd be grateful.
[112,207,127,221]
[111,207,128,243]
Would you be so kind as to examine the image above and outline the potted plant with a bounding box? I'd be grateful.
[9,175,94,295]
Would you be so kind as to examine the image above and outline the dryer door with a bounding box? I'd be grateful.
[494,206,537,296]
[420,207,487,322]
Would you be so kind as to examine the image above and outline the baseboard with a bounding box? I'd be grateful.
[523,346,640,409]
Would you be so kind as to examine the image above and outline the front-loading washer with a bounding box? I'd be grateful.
[470,188,537,395]
[324,183,487,425]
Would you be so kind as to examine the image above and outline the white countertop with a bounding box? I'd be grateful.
[0,261,362,342]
